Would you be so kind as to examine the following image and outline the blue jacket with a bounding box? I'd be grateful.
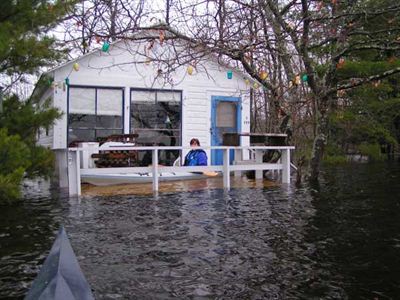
[184,149,207,166]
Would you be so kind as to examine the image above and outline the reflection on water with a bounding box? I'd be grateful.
[0,162,399,299]
[0,180,67,299]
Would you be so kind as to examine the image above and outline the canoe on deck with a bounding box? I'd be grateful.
[25,227,94,300]
[81,171,219,186]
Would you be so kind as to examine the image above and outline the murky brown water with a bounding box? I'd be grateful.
[1,162,400,299]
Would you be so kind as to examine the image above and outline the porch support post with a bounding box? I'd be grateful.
[152,149,159,192]
[281,148,291,184]
[223,148,230,190]
[68,149,81,196]
[56,149,68,188]
[255,149,263,179]
[234,148,242,178]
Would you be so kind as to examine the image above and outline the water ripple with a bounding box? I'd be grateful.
[1,162,400,299]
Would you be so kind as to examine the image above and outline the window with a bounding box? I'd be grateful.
[68,87,123,145]
[216,102,237,127]
[130,89,181,165]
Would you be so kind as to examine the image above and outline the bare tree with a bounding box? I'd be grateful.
[60,0,147,55]
[58,0,400,181]
[161,0,400,181]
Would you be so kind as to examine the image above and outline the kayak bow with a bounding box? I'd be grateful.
[25,226,94,300]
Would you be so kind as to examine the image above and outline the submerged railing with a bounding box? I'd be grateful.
[67,145,295,196]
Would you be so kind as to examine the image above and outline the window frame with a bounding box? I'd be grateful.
[67,85,125,145]
[129,88,183,147]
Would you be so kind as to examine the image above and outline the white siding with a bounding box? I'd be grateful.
[37,127,53,148]
[52,81,68,149]
[37,88,55,148]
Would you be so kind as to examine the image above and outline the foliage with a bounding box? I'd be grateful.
[358,143,384,161]
[337,60,400,80]
[0,93,61,179]
[325,0,400,161]
[323,142,347,164]
[0,128,30,203]
[0,128,31,174]
[330,84,396,154]
[0,0,75,88]
[0,95,60,203]
[0,94,61,144]
[0,94,60,204]
[0,0,73,203]
[293,137,314,162]
[324,155,347,165]
[0,84,62,204]
[0,168,26,204]
[328,78,399,160]
[26,145,56,178]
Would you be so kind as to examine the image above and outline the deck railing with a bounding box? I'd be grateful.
[67,145,295,196]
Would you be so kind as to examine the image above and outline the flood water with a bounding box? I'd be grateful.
[1,162,400,299]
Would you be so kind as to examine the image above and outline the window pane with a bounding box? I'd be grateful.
[68,114,96,128]
[68,87,125,144]
[131,90,156,102]
[217,102,236,127]
[96,115,122,128]
[131,103,158,129]
[69,88,95,114]
[135,129,180,166]
[68,128,95,144]
[131,91,157,130]
[130,90,182,150]
[157,101,180,130]
[134,129,159,144]
[135,129,180,146]
[97,89,123,116]
[96,129,123,140]
[157,91,181,102]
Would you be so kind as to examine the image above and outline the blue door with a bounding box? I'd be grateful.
[211,96,241,165]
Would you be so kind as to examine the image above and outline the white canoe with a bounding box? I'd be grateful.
[81,172,214,186]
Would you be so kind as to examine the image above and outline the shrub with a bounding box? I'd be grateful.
[0,129,30,204]
[0,129,31,175]
[0,168,25,204]
[358,143,384,161]
[324,155,347,164]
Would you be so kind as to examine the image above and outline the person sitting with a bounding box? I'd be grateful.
[184,138,207,166]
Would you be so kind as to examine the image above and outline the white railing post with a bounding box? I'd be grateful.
[281,148,291,184]
[76,150,81,195]
[223,148,230,189]
[79,142,99,168]
[68,149,81,196]
[152,149,159,192]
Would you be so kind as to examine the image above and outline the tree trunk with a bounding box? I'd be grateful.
[309,112,328,182]
[166,0,171,25]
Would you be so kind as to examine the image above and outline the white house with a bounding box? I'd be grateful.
[34,34,252,182]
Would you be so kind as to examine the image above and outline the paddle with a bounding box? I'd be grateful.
[203,171,219,177]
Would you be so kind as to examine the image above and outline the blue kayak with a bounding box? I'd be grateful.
[25,226,94,300]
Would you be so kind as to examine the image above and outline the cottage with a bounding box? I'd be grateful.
[34,33,252,186]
